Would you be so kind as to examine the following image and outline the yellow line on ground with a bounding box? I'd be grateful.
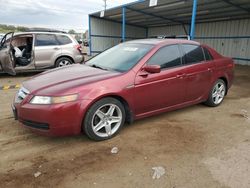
[15,84,21,88]
[3,86,10,90]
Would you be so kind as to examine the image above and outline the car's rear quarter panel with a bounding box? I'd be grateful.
[206,46,234,90]
[213,57,234,89]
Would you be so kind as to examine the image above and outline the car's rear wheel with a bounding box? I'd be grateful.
[55,57,73,67]
[205,79,226,107]
[83,97,125,141]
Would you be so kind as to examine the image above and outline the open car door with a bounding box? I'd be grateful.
[0,32,16,75]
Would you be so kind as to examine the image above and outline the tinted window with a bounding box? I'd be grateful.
[182,44,205,64]
[86,43,153,72]
[35,34,58,46]
[147,45,182,69]
[56,35,72,45]
[203,47,213,61]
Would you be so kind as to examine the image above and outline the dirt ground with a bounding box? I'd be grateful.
[0,66,249,188]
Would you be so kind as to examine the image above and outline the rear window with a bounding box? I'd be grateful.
[35,34,58,46]
[182,44,205,64]
[203,47,213,61]
[56,35,72,45]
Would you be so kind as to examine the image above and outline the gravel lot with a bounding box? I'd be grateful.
[0,65,249,188]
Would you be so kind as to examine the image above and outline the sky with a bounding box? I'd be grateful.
[0,0,136,32]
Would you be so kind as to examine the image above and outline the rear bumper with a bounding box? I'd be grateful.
[13,99,92,136]
[74,55,85,64]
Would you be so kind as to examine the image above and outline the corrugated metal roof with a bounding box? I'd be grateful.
[90,0,250,27]
[126,38,200,45]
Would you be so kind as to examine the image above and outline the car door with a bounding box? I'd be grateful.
[0,32,16,75]
[181,44,213,102]
[134,44,187,115]
[34,34,61,68]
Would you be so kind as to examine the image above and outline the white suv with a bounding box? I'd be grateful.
[0,30,84,75]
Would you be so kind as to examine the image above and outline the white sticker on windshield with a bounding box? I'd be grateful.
[123,47,138,52]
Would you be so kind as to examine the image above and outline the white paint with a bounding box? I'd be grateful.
[149,0,158,7]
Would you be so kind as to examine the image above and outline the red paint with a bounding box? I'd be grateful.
[13,39,234,136]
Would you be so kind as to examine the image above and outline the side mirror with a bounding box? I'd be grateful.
[143,65,161,74]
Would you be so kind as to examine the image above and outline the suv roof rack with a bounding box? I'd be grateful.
[150,35,191,40]
[24,28,67,33]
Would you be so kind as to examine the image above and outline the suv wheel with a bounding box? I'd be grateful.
[55,57,73,67]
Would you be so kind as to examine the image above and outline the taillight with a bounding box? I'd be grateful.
[74,44,82,53]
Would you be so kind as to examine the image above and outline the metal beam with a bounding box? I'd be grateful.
[221,0,250,14]
[190,0,197,40]
[91,15,147,29]
[182,24,188,35]
[88,15,92,56]
[126,6,189,35]
[126,7,185,25]
[122,7,126,42]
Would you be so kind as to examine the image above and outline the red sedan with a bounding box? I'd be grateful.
[12,39,234,141]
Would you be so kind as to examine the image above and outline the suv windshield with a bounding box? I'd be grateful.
[86,43,153,72]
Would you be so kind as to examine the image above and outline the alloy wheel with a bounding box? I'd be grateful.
[91,104,122,138]
[58,60,71,67]
[212,82,226,105]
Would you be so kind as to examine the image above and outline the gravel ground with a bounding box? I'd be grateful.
[0,65,249,188]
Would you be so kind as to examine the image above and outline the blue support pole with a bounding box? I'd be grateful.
[190,0,197,40]
[122,7,126,42]
[88,15,92,56]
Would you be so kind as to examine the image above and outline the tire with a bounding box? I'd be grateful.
[205,79,226,107]
[83,97,126,141]
[55,57,73,67]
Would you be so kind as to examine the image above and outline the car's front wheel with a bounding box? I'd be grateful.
[205,79,226,107]
[83,97,125,141]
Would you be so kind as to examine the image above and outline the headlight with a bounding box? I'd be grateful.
[30,96,52,104]
[30,94,78,105]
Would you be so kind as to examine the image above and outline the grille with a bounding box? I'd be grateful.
[15,87,30,103]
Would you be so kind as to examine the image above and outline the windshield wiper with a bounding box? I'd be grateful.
[91,64,109,71]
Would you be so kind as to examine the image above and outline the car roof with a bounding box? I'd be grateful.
[13,31,70,36]
[126,38,200,46]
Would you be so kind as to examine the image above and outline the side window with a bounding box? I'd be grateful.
[203,47,213,61]
[182,44,205,64]
[56,35,72,45]
[35,34,58,46]
[147,45,182,69]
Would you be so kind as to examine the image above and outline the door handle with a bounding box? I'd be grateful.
[138,71,149,77]
[176,73,186,79]
[54,47,60,50]
[208,68,212,72]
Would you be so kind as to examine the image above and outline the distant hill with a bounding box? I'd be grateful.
[0,24,28,33]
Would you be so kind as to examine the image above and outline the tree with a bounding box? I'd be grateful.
[16,26,28,32]
[68,29,76,34]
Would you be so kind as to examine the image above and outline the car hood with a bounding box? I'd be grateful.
[23,64,120,95]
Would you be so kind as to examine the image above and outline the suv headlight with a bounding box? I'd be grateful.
[30,94,78,105]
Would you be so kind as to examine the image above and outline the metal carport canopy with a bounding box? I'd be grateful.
[89,0,250,41]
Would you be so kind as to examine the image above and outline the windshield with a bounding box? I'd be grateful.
[86,43,153,72]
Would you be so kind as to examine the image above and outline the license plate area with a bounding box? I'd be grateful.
[12,104,18,120]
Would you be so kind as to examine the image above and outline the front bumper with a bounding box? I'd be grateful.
[12,99,91,136]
